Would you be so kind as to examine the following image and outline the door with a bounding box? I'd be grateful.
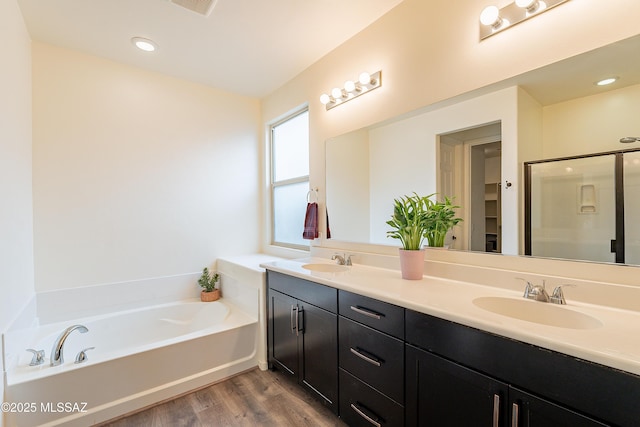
[526,154,618,263]
[269,289,298,376]
[509,387,607,427]
[406,345,508,426]
[299,302,338,412]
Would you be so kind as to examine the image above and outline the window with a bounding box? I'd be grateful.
[270,109,310,249]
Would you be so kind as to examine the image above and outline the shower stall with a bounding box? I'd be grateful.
[525,148,640,265]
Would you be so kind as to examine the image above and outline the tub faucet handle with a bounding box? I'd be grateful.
[75,347,95,364]
[26,349,45,366]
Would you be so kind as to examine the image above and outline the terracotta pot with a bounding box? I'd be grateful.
[399,249,425,280]
[201,289,221,302]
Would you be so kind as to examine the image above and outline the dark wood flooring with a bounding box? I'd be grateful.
[99,368,347,427]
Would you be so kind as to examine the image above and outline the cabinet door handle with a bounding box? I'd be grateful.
[511,402,519,427]
[493,394,500,427]
[289,304,298,335]
[350,347,382,367]
[350,305,383,320]
[296,306,303,336]
[350,403,382,427]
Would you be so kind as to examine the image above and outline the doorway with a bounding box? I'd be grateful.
[438,122,502,253]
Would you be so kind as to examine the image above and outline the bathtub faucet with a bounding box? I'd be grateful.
[51,324,89,366]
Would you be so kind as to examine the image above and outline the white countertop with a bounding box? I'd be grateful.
[261,257,640,377]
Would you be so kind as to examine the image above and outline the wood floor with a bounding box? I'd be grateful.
[99,368,347,427]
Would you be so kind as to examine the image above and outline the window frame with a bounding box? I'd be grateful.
[269,107,310,251]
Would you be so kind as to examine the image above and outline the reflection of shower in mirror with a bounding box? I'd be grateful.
[619,137,640,143]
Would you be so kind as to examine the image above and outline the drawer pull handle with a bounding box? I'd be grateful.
[290,305,296,334]
[350,347,382,367]
[350,403,382,427]
[350,305,383,320]
[511,402,519,427]
[493,394,500,427]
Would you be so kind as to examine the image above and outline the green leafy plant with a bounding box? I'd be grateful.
[386,193,433,250]
[198,267,220,293]
[423,195,463,248]
[386,193,462,250]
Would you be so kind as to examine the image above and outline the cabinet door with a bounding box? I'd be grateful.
[269,289,299,376]
[406,344,508,427]
[300,302,339,413]
[509,387,608,427]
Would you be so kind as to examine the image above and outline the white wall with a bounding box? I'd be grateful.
[0,0,34,422]
[542,83,640,159]
[32,43,261,291]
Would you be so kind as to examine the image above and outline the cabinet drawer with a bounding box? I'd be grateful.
[339,368,404,427]
[339,317,404,404]
[267,271,337,313]
[339,290,404,339]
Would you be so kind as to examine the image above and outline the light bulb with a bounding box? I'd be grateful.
[480,5,500,26]
[344,80,356,93]
[320,93,331,105]
[331,87,343,99]
[358,72,371,85]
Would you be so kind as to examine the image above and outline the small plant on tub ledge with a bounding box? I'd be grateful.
[386,193,462,280]
[198,267,221,302]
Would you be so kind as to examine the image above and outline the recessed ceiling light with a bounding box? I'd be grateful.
[131,37,157,52]
[595,77,618,86]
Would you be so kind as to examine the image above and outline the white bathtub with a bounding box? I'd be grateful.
[2,254,280,427]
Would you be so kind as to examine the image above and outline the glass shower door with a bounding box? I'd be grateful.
[624,151,640,265]
[529,155,617,263]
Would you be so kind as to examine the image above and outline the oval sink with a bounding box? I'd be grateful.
[302,263,349,273]
[473,297,603,330]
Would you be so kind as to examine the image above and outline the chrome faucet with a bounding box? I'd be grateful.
[517,278,549,302]
[331,253,352,266]
[51,325,89,366]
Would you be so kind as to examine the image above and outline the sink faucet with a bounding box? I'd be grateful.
[331,253,352,266]
[51,325,88,366]
[517,278,549,302]
[549,284,576,305]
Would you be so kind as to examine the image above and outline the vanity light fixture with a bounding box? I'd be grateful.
[479,0,568,40]
[320,70,382,111]
[131,37,158,52]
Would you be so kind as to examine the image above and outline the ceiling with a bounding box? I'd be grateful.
[17,0,404,98]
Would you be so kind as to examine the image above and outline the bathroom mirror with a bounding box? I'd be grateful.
[325,34,640,265]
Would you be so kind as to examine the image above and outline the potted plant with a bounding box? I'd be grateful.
[424,195,462,248]
[386,193,433,280]
[198,267,221,302]
[387,193,462,279]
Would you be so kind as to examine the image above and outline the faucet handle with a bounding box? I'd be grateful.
[516,277,534,297]
[26,349,45,366]
[75,347,95,364]
[550,284,576,305]
[345,254,353,266]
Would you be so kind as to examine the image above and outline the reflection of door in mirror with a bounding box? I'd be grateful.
[438,123,502,253]
[625,151,640,265]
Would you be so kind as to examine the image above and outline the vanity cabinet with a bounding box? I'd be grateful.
[267,271,338,414]
[405,309,637,426]
[338,290,405,427]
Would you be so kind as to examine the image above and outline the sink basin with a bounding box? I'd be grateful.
[473,296,603,330]
[301,263,350,273]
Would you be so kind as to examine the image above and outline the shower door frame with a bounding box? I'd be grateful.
[524,147,640,264]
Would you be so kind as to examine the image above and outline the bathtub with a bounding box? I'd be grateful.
[2,254,280,427]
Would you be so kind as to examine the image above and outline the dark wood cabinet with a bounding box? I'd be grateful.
[510,387,608,427]
[267,271,338,413]
[338,290,405,426]
[405,309,629,427]
[267,270,639,427]
[406,344,508,426]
